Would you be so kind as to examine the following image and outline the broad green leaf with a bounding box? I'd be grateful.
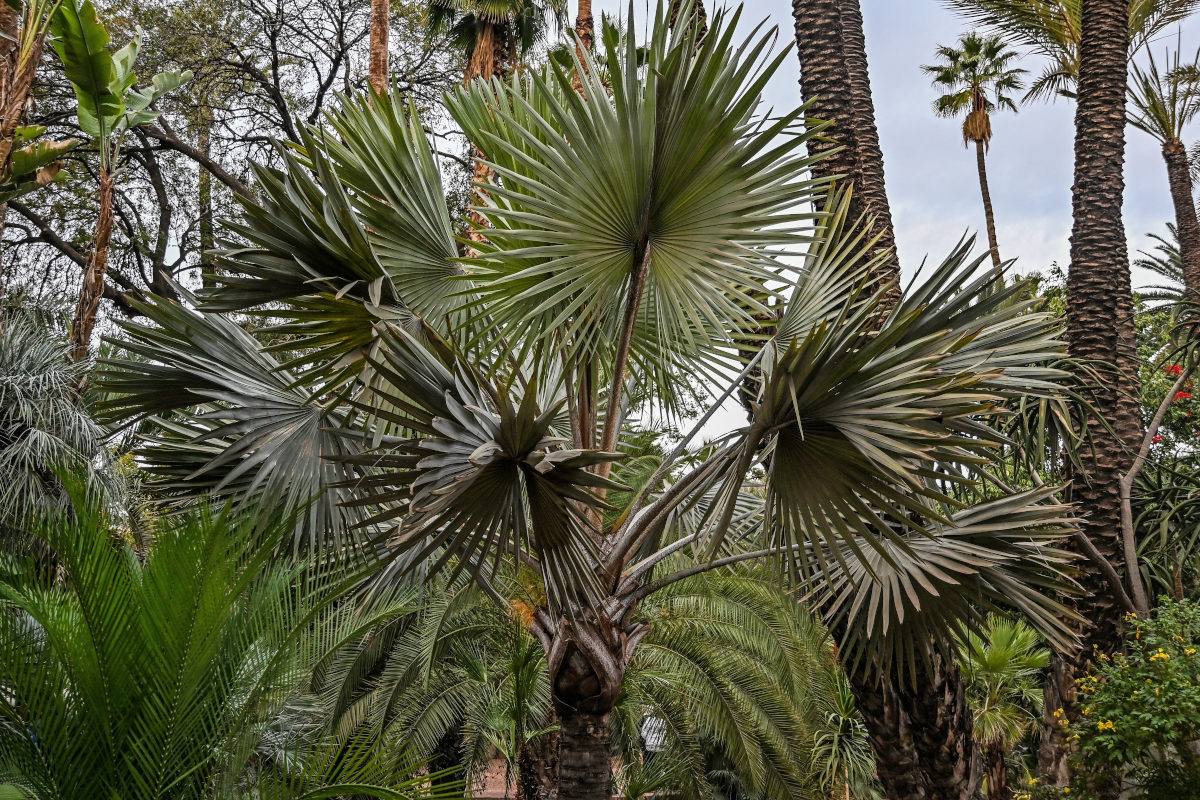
[50,0,123,139]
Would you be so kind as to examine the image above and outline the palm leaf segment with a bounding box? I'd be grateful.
[446,3,818,392]
[202,92,465,386]
[342,328,624,609]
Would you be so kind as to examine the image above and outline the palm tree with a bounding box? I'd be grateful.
[0,483,453,800]
[426,0,564,83]
[1135,222,1186,308]
[97,10,1080,799]
[790,0,899,300]
[958,616,1050,800]
[943,0,1200,100]
[922,32,1026,268]
[370,0,390,94]
[1127,47,1200,303]
[0,312,109,528]
[1041,0,1144,786]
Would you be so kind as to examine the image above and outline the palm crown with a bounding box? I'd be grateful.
[96,4,1077,740]
[923,32,1025,147]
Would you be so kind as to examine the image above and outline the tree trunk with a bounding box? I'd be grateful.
[1164,137,1200,304]
[69,170,116,361]
[903,654,985,800]
[0,0,19,280]
[368,0,389,94]
[517,728,559,800]
[849,669,928,800]
[975,139,1001,269]
[984,742,1011,800]
[575,0,593,52]
[556,707,611,800]
[791,0,899,303]
[1049,0,1141,788]
[197,107,216,288]
[836,0,899,298]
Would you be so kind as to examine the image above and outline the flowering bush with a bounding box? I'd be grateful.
[1066,600,1200,797]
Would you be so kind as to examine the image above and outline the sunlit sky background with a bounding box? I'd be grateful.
[593,0,1200,288]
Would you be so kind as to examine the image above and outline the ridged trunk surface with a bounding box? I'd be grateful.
[1048,0,1140,789]
[984,742,1011,800]
[555,707,611,800]
[849,654,984,800]
[517,726,559,800]
[69,171,116,361]
[791,0,898,302]
[975,139,1001,269]
[368,0,390,94]
[1164,138,1200,304]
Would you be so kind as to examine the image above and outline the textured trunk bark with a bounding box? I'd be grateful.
[368,0,389,94]
[0,0,18,279]
[575,0,593,52]
[1164,138,1200,304]
[904,654,985,800]
[517,728,559,800]
[69,171,116,361]
[984,742,1011,800]
[556,707,611,800]
[975,139,1001,269]
[836,0,899,300]
[849,669,928,800]
[791,0,898,302]
[1050,0,1140,790]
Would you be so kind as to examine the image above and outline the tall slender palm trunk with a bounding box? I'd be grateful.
[794,3,982,797]
[575,0,593,52]
[1046,0,1141,788]
[69,171,115,361]
[368,0,390,94]
[975,140,1001,269]
[792,0,899,303]
[1163,137,1200,303]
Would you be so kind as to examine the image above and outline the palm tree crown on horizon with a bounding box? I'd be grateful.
[923,31,1026,268]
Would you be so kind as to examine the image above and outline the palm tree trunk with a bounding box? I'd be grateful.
[1163,137,1200,304]
[368,0,389,94]
[984,742,1011,800]
[904,653,985,800]
[556,708,611,800]
[848,670,928,800]
[69,170,115,361]
[1047,0,1141,788]
[836,0,899,296]
[517,728,559,800]
[575,0,593,52]
[975,139,1001,269]
[791,0,899,302]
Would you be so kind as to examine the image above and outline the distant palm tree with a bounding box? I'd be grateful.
[943,0,1200,100]
[923,32,1026,268]
[1127,47,1200,303]
[426,0,565,82]
[1134,222,1185,308]
[958,615,1050,800]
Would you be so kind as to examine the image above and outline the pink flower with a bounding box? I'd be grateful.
[1153,435,1164,443]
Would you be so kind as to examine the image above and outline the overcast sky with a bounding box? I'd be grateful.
[593,0,1200,288]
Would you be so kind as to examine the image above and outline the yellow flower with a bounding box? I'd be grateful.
[1053,707,1064,719]
[1029,778,1039,785]
[1097,720,1116,731]
[1064,788,1072,795]
[1083,706,1092,715]
[1187,648,1196,656]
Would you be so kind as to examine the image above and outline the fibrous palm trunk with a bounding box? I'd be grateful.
[984,741,1011,800]
[791,0,899,303]
[1048,0,1141,788]
[975,139,1001,269]
[1163,137,1200,304]
[368,0,389,94]
[517,728,559,800]
[69,170,115,361]
[198,107,215,288]
[794,3,981,796]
